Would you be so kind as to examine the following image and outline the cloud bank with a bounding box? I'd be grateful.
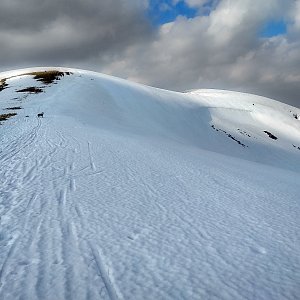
[0,0,151,65]
[0,0,299,107]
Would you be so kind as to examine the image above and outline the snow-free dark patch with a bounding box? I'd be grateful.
[25,70,72,85]
[0,79,8,92]
[264,131,278,140]
[5,106,22,110]
[17,87,43,94]
[211,125,247,147]
[293,144,300,150]
[237,128,251,138]
[0,113,17,122]
[227,134,246,147]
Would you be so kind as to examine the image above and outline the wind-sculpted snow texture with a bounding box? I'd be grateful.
[0,68,300,299]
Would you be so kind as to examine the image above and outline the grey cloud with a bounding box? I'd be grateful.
[0,0,146,30]
[0,0,153,67]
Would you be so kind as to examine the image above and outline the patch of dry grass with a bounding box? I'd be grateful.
[17,87,43,94]
[0,70,72,92]
[25,70,72,84]
[5,106,22,110]
[0,78,8,92]
[0,113,17,122]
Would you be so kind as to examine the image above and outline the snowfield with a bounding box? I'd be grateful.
[0,68,300,300]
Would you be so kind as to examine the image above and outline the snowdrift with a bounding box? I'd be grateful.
[0,68,299,299]
[1,67,299,171]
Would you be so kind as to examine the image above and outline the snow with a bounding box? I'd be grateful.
[0,68,300,299]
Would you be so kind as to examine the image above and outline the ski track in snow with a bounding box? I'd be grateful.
[0,116,119,300]
[0,70,299,299]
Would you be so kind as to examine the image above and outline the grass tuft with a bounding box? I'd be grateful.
[25,70,72,84]
[264,130,278,140]
[0,78,8,92]
[0,113,17,122]
[17,87,43,94]
[5,106,22,110]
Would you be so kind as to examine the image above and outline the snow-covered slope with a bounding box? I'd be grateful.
[0,68,299,299]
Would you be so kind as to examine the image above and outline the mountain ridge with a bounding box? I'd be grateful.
[0,68,299,300]
[1,67,300,172]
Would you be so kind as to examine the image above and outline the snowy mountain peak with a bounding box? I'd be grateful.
[1,68,300,172]
[0,68,299,300]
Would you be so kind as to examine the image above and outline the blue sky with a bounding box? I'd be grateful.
[148,0,198,25]
[260,20,288,37]
[148,0,288,38]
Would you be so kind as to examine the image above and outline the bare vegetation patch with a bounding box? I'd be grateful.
[17,87,43,94]
[264,131,278,140]
[293,144,300,150]
[0,113,17,122]
[0,78,8,92]
[237,128,252,138]
[0,70,72,94]
[211,125,247,147]
[5,106,22,110]
[25,70,72,84]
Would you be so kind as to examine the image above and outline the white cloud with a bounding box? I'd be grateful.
[101,0,300,107]
[185,0,209,7]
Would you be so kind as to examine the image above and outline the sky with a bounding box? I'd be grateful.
[0,0,300,108]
